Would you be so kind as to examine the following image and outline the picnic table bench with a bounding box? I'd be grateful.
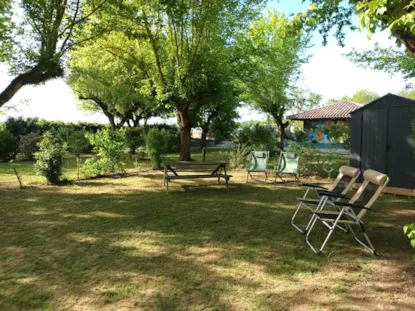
[163,161,232,192]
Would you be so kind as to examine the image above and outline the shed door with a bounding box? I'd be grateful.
[387,107,415,188]
[361,109,388,173]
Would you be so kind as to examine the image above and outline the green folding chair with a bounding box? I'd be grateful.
[275,152,300,183]
[246,151,269,183]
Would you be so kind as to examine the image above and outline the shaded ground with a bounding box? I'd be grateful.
[0,171,414,310]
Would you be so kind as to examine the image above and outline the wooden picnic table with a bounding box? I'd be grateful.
[163,161,232,192]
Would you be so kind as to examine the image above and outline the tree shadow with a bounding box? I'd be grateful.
[0,180,413,310]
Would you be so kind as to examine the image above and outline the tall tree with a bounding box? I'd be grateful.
[0,0,108,107]
[68,32,163,129]
[327,89,379,104]
[99,0,263,160]
[289,88,322,114]
[238,11,309,150]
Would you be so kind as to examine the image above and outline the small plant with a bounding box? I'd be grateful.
[228,143,250,169]
[34,132,67,184]
[18,132,42,160]
[403,224,415,248]
[0,128,18,162]
[66,130,89,179]
[83,129,127,177]
[145,128,168,169]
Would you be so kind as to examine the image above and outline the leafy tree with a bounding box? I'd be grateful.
[326,89,379,105]
[0,127,18,162]
[398,89,415,100]
[68,33,164,129]
[304,1,415,54]
[99,0,263,160]
[83,128,127,177]
[18,132,42,160]
[290,88,322,114]
[238,11,309,150]
[145,128,168,169]
[34,131,67,184]
[66,130,89,179]
[0,0,108,107]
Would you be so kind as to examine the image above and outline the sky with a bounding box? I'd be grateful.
[0,0,410,124]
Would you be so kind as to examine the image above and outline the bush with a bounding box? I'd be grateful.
[227,143,251,169]
[404,224,415,249]
[322,123,350,149]
[83,129,127,177]
[0,129,18,162]
[34,132,67,184]
[145,128,169,169]
[18,133,42,160]
[234,124,277,154]
[294,130,308,142]
[126,127,145,154]
[288,142,344,178]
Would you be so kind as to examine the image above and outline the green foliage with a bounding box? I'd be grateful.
[398,89,415,100]
[66,130,90,158]
[0,128,18,162]
[403,224,415,249]
[290,88,322,114]
[321,123,351,149]
[18,133,42,160]
[126,127,146,154]
[227,143,251,169]
[34,132,67,184]
[145,129,169,169]
[328,89,379,105]
[237,11,309,149]
[83,129,127,177]
[288,142,343,178]
[234,124,278,155]
[294,130,308,142]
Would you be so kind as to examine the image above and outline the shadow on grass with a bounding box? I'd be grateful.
[0,181,413,310]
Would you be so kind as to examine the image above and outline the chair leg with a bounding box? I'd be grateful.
[347,223,377,255]
[246,171,250,183]
[306,208,345,255]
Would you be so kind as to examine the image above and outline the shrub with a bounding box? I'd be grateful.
[404,224,415,249]
[145,128,168,169]
[295,130,308,142]
[234,124,277,154]
[83,129,127,177]
[34,132,67,184]
[227,143,251,169]
[288,142,344,178]
[322,123,350,149]
[0,129,18,162]
[18,133,42,160]
[126,127,145,154]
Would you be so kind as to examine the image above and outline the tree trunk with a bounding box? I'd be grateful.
[275,118,289,151]
[177,110,191,161]
[200,126,208,150]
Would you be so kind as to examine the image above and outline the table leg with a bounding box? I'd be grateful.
[223,165,229,192]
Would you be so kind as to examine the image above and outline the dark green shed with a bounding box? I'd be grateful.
[350,93,415,189]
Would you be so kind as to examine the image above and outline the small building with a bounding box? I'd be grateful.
[287,101,361,144]
[350,93,415,190]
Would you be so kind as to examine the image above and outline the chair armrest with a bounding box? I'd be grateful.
[317,190,350,200]
[332,201,370,210]
[301,183,327,190]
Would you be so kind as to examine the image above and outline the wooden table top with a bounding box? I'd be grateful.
[163,161,228,166]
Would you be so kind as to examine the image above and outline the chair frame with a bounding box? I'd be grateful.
[246,151,270,183]
[274,152,300,184]
[303,170,390,255]
[291,166,360,234]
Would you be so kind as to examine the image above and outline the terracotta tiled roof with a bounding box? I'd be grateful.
[287,101,362,120]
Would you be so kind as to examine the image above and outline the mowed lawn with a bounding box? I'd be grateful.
[0,153,414,310]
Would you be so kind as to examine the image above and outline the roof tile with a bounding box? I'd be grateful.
[287,101,362,120]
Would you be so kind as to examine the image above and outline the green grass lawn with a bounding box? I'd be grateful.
[0,151,414,310]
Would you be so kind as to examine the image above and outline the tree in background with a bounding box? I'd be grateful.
[326,89,379,105]
[66,130,90,179]
[68,33,163,129]
[398,89,415,100]
[238,11,309,150]
[0,0,108,107]
[289,88,322,113]
[96,0,263,160]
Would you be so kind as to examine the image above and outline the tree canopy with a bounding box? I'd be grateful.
[238,11,309,150]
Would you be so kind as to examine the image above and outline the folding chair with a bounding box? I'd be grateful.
[291,166,360,233]
[246,151,269,183]
[303,169,389,255]
[275,152,300,183]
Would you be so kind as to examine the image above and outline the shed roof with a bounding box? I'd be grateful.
[287,101,362,120]
[350,93,415,114]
